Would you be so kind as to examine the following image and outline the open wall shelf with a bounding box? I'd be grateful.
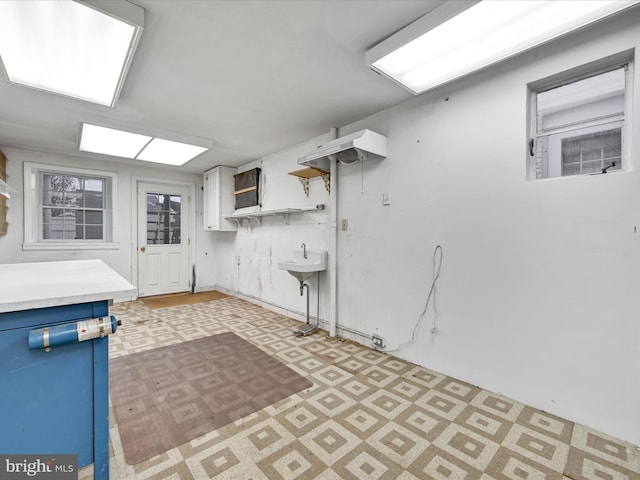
[288,167,330,197]
[224,205,325,227]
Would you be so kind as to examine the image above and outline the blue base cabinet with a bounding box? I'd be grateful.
[0,300,111,480]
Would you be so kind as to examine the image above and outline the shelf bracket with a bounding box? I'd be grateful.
[321,172,330,194]
[297,177,310,197]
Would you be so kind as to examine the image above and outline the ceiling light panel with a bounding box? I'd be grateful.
[80,124,151,158]
[137,139,209,166]
[79,123,210,166]
[366,0,639,94]
[0,0,143,106]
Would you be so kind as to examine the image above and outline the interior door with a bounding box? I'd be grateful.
[137,182,190,297]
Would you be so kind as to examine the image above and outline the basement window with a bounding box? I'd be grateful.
[23,163,117,250]
[529,61,631,180]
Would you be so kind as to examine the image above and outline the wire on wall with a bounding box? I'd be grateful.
[412,244,443,340]
[384,244,443,353]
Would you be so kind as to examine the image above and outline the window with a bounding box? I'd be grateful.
[42,174,106,240]
[24,163,117,250]
[146,193,181,245]
[530,61,631,180]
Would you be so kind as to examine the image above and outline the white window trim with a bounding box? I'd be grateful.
[527,51,634,181]
[23,162,119,250]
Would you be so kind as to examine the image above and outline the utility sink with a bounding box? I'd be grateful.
[278,248,328,282]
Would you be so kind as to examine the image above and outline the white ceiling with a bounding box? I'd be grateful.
[0,0,443,173]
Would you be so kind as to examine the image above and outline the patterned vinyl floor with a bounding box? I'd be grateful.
[81,296,640,480]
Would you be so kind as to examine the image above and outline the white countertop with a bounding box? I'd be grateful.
[0,259,137,313]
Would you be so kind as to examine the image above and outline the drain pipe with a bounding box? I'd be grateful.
[329,127,338,338]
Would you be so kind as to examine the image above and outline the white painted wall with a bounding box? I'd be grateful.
[336,11,640,445]
[215,11,640,444]
[213,136,334,322]
[0,147,216,292]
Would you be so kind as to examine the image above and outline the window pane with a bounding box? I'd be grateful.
[85,225,103,239]
[149,228,168,244]
[534,67,626,179]
[147,228,158,244]
[537,68,624,133]
[603,129,621,159]
[159,211,171,229]
[42,207,64,239]
[581,160,602,175]
[85,191,104,208]
[146,192,181,245]
[63,191,82,207]
[84,179,103,192]
[84,210,103,225]
[62,210,77,240]
[43,190,63,207]
[43,175,81,192]
[560,127,621,176]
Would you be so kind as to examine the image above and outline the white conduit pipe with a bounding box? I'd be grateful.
[329,127,338,338]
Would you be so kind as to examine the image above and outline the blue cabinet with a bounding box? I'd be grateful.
[0,300,111,480]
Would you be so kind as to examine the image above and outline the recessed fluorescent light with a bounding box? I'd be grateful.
[137,139,209,166]
[79,123,209,166]
[0,0,144,107]
[80,124,152,159]
[366,0,639,94]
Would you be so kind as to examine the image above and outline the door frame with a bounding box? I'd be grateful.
[131,176,197,297]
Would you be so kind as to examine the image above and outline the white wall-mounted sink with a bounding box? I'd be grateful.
[278,248,328,282]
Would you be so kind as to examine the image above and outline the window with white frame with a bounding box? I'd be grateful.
[24,163,117,249]
[530,61,631,180]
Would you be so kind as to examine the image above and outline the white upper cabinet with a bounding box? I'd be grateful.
[203,166,237,231]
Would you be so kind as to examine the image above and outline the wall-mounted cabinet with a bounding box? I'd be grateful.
[203,166,237,231]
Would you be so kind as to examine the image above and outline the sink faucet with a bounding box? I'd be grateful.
[301,243,307,259]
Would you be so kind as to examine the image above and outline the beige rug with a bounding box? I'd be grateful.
[109,332,313,464]
[141,291,228,309]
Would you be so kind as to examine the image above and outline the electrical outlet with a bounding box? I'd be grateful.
[235,255,241,265]
[372,335,385,350]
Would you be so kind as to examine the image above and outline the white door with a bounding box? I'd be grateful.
[137,182,190,297]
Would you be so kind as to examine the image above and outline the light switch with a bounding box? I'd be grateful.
[382,192,391,206]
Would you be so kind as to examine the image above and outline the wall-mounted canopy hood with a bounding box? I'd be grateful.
[298,129,387,170]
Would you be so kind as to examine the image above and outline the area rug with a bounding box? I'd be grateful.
[109,332,313,464]
[141,290,228,309]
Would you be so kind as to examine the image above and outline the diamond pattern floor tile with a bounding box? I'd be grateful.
[87,296,640,480]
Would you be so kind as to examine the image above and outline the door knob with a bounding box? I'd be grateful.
[140,246,146,252]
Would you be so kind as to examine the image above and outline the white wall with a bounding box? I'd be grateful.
[216,11,640,444]
[213,135,334,322]
[337,11,640,445]
[0,147,216,291]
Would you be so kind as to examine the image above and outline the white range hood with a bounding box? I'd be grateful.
[298,129,387,170]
